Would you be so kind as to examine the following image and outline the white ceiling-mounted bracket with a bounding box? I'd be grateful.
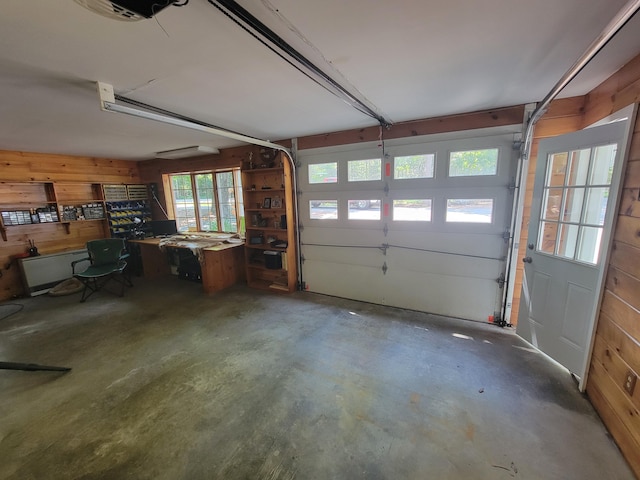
[97,81,115,109]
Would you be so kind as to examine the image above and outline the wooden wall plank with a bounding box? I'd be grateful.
[0,150,140,184]
[583,53,640,127]
[597,312,640,378]
[600,291,640,345]
[587,380,640,478]
[592,333,640,410]
[588,360,640,447]
[610,241,640,279]
[605,266,640,312]
[529,116,584,139]
[618,188,640,217]
[614,215,640,249]
[297,106,525,150]
[612,79,640,116]
[623,159,640,188]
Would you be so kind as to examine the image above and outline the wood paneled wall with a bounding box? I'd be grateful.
[0,151,139,301]
[584,52,640,478]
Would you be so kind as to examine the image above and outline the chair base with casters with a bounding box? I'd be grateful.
[72,239,131,303]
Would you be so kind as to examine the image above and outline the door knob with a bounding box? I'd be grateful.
[522,256,532,263]
[528,243,534,250]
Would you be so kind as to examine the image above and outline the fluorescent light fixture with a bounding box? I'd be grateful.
[155,146,219,159]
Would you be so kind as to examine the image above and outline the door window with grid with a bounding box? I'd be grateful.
[537,144,617,264]
[169,169,244,233]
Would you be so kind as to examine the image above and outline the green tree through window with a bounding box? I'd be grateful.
[449,149,498,177]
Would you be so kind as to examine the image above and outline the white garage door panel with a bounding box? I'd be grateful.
[298,127,520,321]
[388,249,501,280]
[302,246,384,268]
[303,260,387,304]
[384,231,505,259]
[302,226,384,245]
[384,269,498,321]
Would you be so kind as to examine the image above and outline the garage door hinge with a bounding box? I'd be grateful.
[496,273,506,289]
[300,254,306,264]
[508,178,516,192]
[502,230,510,243]
[384,182,390,195]
[380,243,389,255]
[383,224,388,236]
[382,261,388,275]
[299,223,304,231]
[512,140,522,151]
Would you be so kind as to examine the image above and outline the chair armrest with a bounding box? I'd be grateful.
[71,257,90,274]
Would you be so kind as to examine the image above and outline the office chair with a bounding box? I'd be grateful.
[72,238,131,302]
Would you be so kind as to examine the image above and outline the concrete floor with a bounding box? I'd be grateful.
[0,277,634,480]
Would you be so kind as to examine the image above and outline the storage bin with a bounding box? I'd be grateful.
[264,250,282,269]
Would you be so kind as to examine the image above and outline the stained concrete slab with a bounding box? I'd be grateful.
[0,278,634,479]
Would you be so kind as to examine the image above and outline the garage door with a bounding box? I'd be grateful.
[297,127,521,322]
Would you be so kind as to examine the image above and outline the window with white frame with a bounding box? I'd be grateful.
[537,144,617,264]
[168,169,244,233]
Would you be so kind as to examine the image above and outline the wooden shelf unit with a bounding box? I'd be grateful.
[0,182,150,241]
[242,151,297,293]
[0,181,61,240]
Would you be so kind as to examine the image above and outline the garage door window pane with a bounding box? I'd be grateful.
[348,159,381,182]
[394,154,435,179]
[309,162,338,184]
[446,199,493,223]
[449,149,498,177]
[310,200,338,219]
[393,199,432,221]
[348,200,381,220]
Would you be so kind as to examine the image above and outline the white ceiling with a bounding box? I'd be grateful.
[0,0,639,161]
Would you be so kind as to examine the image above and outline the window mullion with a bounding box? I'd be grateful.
[232,170,241,233]
[213,172,222,232]
[191,174,201,231]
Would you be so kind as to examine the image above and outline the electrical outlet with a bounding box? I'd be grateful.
[624,370,637,396]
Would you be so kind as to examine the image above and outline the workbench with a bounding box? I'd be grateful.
[129,237,245,294]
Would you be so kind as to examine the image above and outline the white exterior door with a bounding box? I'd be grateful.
[297,127,520,322]
[517,120,630,385]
